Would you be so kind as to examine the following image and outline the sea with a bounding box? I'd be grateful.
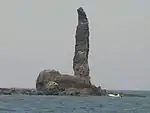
[0,91,150,113]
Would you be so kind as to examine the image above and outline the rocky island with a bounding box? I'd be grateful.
[35,7,107,96]
[0,7,146,97]
[0,7,106,96]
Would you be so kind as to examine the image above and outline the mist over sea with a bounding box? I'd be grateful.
[0,91,150,113]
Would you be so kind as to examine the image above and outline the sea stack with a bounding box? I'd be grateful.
[73,7,91,85]
[35,7,106,96]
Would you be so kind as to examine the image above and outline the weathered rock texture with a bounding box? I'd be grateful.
[36,7,106,96]
[36,69,91,91]
[73,7,91,85]
[36,69,102,95]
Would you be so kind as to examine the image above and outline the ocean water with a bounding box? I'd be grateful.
[0,91,150,113]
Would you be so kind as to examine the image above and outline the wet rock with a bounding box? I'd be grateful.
[65,88,80,96]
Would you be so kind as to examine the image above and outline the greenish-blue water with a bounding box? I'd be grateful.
[0,91,150,113]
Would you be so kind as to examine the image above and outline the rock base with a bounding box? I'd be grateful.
[36,69,108,96]
[0,88,146,98]
[0,87,107,96]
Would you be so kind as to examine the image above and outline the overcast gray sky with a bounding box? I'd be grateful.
[0,0,149,90]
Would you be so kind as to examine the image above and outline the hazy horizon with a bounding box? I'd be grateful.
[0,0,149,90]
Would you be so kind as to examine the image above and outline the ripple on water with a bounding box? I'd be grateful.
[0,94,149,113]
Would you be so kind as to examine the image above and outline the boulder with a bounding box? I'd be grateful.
[36,69,91,91]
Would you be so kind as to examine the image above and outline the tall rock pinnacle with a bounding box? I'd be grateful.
[73,7,91,84]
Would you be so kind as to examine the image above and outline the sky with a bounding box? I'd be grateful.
[0,0,149,90]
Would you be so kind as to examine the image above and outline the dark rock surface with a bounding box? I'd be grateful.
[0,88,146,98]
[73,7,90,84]
[0,88,37,95]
